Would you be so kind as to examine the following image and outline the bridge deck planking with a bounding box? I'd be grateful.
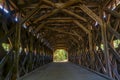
[19,62,110,80]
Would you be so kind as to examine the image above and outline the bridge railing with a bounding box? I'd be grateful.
[0,50,52,80]
[69,45,120,80]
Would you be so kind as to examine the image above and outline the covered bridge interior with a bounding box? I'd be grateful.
[0,0,120,80]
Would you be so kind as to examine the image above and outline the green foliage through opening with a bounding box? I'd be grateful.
[2,43,10,51]
[53,49,68,62]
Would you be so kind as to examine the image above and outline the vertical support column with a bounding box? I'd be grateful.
[30,35,33,53]
[29,35,34,71]
[73,20,94,68]
[101,22,112,77]
[66,48,68,62]
[13,19,21,80]
[88,33,95,69]
[42,46,45,64]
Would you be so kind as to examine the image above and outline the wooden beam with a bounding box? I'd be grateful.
[44,26,81,38]
[62,9,87,22]
[35,22,46,33]
[74,20,92,48]
[73,20,94,68]
[73,20,89,33]
[48,17,83,20]
[78,4,112,74]
[21,1,42,24]
[108,43,120,62]
[59,0,81,9]
[46,19,73,23]
[46,23,75,26]
[42,27,83,46]
[42,0,81,9]
[72,30,83,41]
[102,0,111,9]
[22,4,51,9]
[0,27,15,45]
[33,9,59,23]
[34,0,82,23]
[106,9,120,18]
[9,0,18,10]
[108,24,120,39]
[101,22,112,77]
[34,19,74,33]
[70,36,80,47]
[110,20,119,42]
[13,22,21,79]
[79,4,103,26]
[42,0,55,8]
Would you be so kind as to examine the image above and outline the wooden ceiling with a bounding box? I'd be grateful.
[4,0,120,50]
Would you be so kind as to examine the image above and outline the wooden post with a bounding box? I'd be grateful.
[88,33,95,69]
[13,20,21,80]
[29,35,34,71]
[101,22,112,77]
[79,4,112,76]
[42,46,45,64]
[73,20,94,68]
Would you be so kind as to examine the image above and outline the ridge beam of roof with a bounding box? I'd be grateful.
[42,0,81,9]
[34,0,82,23]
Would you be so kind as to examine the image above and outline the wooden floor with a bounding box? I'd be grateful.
[19,62,111,80]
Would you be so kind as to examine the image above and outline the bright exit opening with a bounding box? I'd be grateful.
[53,49,68,62]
